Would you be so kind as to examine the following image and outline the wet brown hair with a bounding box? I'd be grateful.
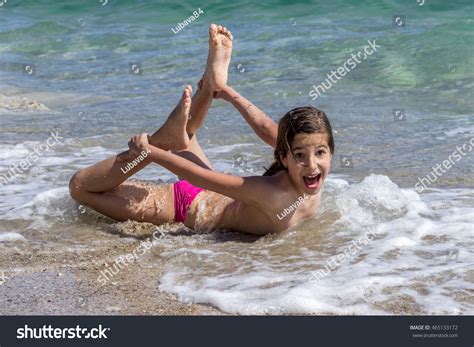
[263,106,334,176]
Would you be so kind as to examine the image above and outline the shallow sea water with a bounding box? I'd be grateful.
[1,0,473,314]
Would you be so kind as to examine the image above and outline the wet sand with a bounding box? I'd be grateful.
[0,219,226,315]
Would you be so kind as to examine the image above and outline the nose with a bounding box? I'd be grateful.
[307,153,319,171]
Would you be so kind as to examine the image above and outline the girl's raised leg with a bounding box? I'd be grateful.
[149,24,233,171]
[68,87,193,225]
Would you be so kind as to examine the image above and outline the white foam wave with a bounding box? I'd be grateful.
[158,174,474,315]
[0,232,26,242]
[0,93,49,112]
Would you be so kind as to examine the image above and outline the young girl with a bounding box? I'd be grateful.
[69,24,335,235]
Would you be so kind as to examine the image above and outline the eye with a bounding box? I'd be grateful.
[293,152,304,159]
[316,150,326,156]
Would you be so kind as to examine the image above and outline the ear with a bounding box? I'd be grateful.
[280,152,288,169]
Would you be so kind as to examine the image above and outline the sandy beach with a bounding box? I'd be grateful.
[0,220,225,315]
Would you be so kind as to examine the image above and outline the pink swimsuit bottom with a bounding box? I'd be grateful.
[173,179,204,223]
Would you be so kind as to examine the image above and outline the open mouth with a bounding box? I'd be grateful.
[303,173,322,189]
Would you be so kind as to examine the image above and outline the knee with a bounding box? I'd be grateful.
[69,170,88,203]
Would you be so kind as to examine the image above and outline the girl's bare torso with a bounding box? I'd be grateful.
[184,188,321,235]
[122,174,321,235]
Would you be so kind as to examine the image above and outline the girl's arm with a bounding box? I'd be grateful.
[153,146,264,206]
[129,134,267,207]
[216,86,278,148]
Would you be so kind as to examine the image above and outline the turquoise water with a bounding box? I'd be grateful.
[1,1,473,315]
[1,0,473,185]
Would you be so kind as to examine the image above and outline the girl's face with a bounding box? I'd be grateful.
[281,133,332,195]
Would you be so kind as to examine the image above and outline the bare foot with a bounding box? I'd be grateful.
[151,85,192,151]
[203,24,233,92]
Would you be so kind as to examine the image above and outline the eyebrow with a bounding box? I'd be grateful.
[292,145,329,151]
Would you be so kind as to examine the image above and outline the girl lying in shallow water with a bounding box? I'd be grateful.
[69,24,334,235]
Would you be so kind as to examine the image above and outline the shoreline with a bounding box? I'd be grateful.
[0,223,226,316]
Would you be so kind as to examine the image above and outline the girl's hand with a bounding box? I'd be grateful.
[214,86,231,101]
[198,78,221,99]
[116,133,152,162]
[213,90,226,100]
[130,133,151,153]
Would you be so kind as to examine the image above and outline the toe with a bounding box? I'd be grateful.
[224,27,233,40]
[184,95,191,108]
[217,25,223,32]
[183,85,192,102]
[209,24,218,39]
[220,26,232,40]
[183,93,191,114]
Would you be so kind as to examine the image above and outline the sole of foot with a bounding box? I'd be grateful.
[203,24,233,92]
[152,85,192,151]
